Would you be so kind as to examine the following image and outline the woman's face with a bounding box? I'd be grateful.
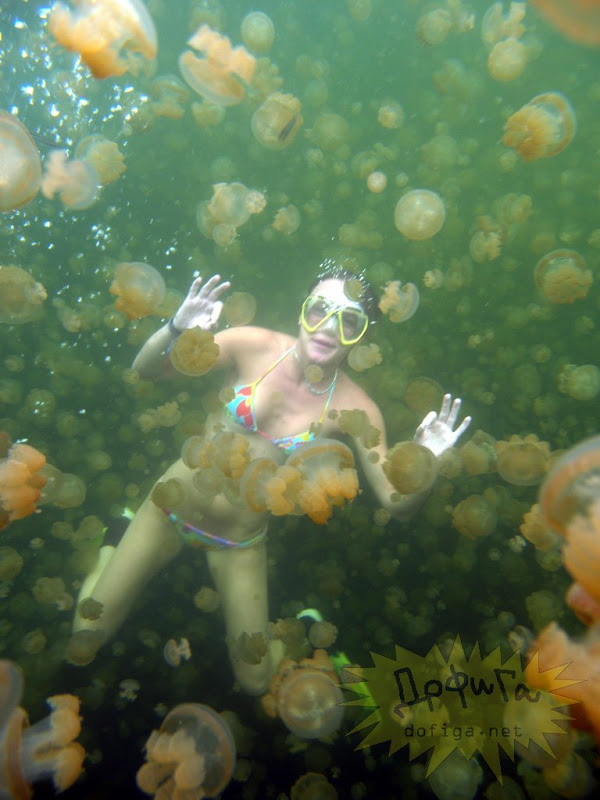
[297,278,367,366]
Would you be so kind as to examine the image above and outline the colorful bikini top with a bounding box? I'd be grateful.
[225,345,337,452]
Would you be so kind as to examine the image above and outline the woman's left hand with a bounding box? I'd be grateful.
[414,394,471,457]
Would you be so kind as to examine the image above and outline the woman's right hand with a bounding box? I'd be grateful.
[172,274,231,332]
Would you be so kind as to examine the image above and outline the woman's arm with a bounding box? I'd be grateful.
[352,395,471,522]
[133,274,230,379]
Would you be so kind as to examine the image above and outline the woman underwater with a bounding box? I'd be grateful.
[72,264,471,694]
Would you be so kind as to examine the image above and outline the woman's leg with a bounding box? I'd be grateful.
[207,540,280,695]
[73,478,183,641]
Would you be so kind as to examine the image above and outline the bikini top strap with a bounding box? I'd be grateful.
[254,344,296,387]
[318,371,338,423]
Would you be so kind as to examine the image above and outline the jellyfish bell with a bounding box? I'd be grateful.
[241,11,275,54]
[169,328,220,376]
[0,265,47,324]
[109,261,166,319]
[0,112,42,212]
[503,92,576,161]
[539,434,600,537]
[488,37,527,81]
[136,703,235,798]
[208,182,252,227]
[383,441,438,495]
[378,280,420,322]
[48,0,158,79]
[394,189,445,240]
[278,667,344,738]
[74,134,125,185]
[534,249,592,304]
[179,24,256,106]
[41,150,100,210]
[223,291,257,326]
[251,92,303,150]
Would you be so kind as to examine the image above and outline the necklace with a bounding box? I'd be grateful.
[293,347,338,395]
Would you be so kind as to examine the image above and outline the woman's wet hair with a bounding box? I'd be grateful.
[308,259,380,322]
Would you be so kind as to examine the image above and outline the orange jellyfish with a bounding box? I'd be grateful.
[109,261,166,319]
[503,92,576,161]
[223,291,257,326]
[0,112,42,213]
[534,249,592,304]
[251,92,303,149]
[150,74,190,119]
[74,134,125,185]
[529,0,600,47]
[136,703,235,799]
[48,0,157,79]
[0,265,47,324]
[169,328,220,376]
[0,442,47,529]
[378,280,420,322]
[383,441,438,495]
[539,434,600,537]
[287,440,359,525]
[0,659,85,796]
[179,24,256,106]
[394,189,445,240]
[262,650,344,739]
[496,434,551,486]
[41,150,100,210]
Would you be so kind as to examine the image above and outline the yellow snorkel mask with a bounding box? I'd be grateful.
[300,294,369,346]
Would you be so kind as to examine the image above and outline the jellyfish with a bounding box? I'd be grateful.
[0,266,47,324]
[208,182,252,227]
[539,435,600,537]
[503,92,576,161]
[481,2,527,48]
[394,189,446,240]
[0,442,47,529]
[136,703,235,799]
[0,111,42,212]
[308,621,338,649]
[309,112,350,153]
[251,92,303,149]
[286,440,359,524]
[383,441,438,495]
[272,205,301,234]
[41,150,100,210]
[558,364,600,401]
[534,249,592,304]
[163,638,191,667]
[170,328,220,376]
[291,772,338,800]
[377,101,404,129]
[48,0,157,79]
[241,459,305,516]
[262,650,344,739]
[452,494,497,540]
[0,660,85,796]
[223,292,257,326]
[488,37,527,80]
[179,24,256,106]
[347,343,382,373]
[150,74,190,119]
[109,261,166,319]
[416,8,453,46]
[74,134,125,184]
[404,377,445,415]
[378,280,420,322]
[241,11,275,54]
[496,434,551,486]
[366,170,387,193]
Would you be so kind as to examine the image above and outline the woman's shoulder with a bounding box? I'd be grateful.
[216,326,293,356]
[335,371,383,419]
